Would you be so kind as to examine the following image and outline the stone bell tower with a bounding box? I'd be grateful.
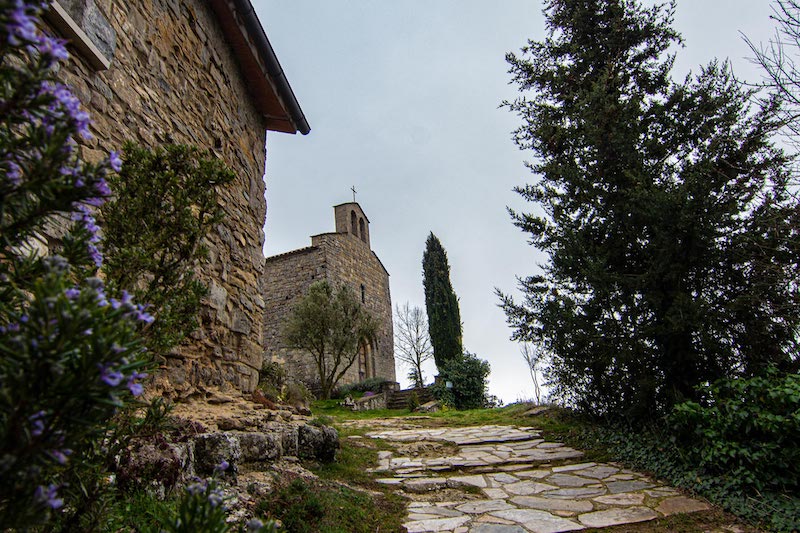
[334,202,370,247]
[262,201,396,388]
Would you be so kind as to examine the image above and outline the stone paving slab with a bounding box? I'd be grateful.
[362,422,712,532]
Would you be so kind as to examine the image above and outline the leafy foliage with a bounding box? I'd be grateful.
[101,143,234,356]
[586,418,800,532]
[284,281,378,399]
[498,0,800,421]
[146,477,276,533]
[422,233,462,372]
[332,377,394,399]
[433,352,492,410]
[669,369,800,494]
[256,477,406,533]
[393,302,433,387]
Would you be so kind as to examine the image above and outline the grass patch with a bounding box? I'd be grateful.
[256,478,405,533]
[99,489,178,532]
[311,399,411,421]
[311,430,396,487]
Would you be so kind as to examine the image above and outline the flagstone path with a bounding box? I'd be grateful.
[345,421,711,533]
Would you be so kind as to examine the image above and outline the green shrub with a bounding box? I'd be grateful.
[407,391,421,411]
[581,370,800,532]
[259,361,287,391]
[333,377,393,399]
[283,381,315,410]
[590,421,800,532]
[256,478,405,533]
[669,369,800,493]
[101,143,235,357]
[433,352,491,410]
[258,361,288,401]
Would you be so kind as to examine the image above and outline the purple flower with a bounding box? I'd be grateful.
[64,287,80,300]
[214,460,229,473]
[50,448,72,465]
[40,36,68,61]
[5,161,22,186]
[130,370,148,380]
[127,382,143,396]
[8,4,38,46]
[109,151,122,172]
[133,304,155,324]
[246,519,265,532]
[35,484,64,510]
[51,83,91,138]
[84,196,105,207]
[99,364,123,387]
[207,488,224,508]
[93,178,110,197]
[186,480,207,495]
[29,411,46,437]
[88,243,102,268]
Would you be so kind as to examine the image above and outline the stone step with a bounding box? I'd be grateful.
[386,388,436,410]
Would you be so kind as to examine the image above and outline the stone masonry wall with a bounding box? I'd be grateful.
[55,0,270,396]
[262,229,396,391]
[261,247,326,383]
[313,233,395,385]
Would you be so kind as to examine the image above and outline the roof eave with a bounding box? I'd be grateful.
[209,0,310,135]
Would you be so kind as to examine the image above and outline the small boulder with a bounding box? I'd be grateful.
[298,424,339,462]
[416,400,441,413]
[116,436,185,492]
[193,433,242,476]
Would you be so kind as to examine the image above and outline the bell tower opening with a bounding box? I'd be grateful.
[334,202,371,247]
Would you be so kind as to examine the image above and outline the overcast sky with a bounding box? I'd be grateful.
[253,1,779,404]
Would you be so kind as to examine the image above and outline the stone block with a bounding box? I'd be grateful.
[192,433,242,476]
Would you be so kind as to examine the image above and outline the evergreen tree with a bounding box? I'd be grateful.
[422,233,463,371]
[498,0,800,420]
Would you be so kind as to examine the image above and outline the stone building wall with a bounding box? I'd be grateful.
[262,205,396,390]
[311,233,394,384]
[261,247,326,383]
[54,0,272,396]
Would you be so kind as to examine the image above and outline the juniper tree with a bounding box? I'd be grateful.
[498,0,800,420]
[422,233,463,371]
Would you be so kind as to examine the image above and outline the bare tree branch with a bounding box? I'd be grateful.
[394,303,433,387]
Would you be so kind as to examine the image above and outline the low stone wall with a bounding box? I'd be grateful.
[117,421,338,493]
[352,393,387,411]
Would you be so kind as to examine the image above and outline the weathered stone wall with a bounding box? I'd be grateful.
[312,232,395,384]
[262,218,396,390]
[55,0,270,395]
[334,202,370,246]
[261,247,326,383]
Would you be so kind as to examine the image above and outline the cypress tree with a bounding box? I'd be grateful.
[498,0,800,420]
[422,233,463,371]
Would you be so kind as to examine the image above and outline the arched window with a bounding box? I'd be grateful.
[359,218,366,242]
[350,210,358,236]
